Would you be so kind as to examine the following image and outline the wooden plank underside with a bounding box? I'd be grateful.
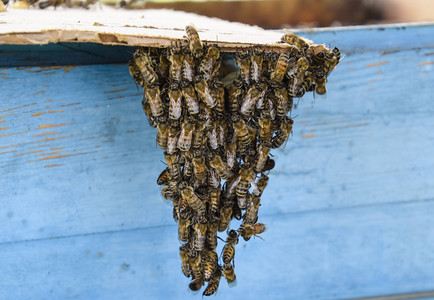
[1,24,434,298]
[0,8,290,51]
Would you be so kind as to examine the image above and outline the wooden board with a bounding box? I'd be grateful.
[0,8,290,51]
[1,22,434,299]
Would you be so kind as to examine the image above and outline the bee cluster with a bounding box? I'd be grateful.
[128,24,340,296]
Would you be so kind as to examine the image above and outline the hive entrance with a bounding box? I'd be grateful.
[128,24,339,296]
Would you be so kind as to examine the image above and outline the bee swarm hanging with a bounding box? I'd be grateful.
[128,24,340,296]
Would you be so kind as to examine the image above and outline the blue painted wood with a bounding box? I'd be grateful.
[1,23,434,299]
[0,43,132,67]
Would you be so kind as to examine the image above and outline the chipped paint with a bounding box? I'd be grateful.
[50,147,65,150]
[36,123,72,129]
[0,127,8,130]
[0,144,18,149]
[104,89,128,94]
[15,150,44,156]
[366,61,389,68]
[29,135,73,144]
[301,134,316,138]
[32,91,46,95]
[28,151,95,162]
[32,112,45,117]
[32,132,60,137]
[108,96,125,100]
[419,61,434,66]
[48,110,56,113]
[44,164,62,168]
[60,103,80,107]
[38,150,64,156]
[0,150,16,155]
[1,104,29,112]
[0,130,29,137]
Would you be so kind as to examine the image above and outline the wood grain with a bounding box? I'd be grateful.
[1,23,434,299]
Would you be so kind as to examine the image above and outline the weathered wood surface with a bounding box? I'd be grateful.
[1,23,434,299]
[0,8,290,51]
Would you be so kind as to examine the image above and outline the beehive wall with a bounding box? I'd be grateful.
[1,23,434,299]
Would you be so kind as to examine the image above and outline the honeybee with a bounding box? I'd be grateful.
[224,142,237,169]
[203,250,218,282]
[169,45,184,82]
[210,155,233,180]
[133,50,159,85]
[182,84,200,116]
[270,53,289,82]
[222,263,237,286]
[312,50,326,66]
[258,117,272,145]
[209,187,221,218]
[195,79,216,109]
[178,120,195,152]
[243,194,261,225]
[39,0,64,9]
[128,60,145,87]
[156,122,169,149]
[178,216,191,243]
[233,119,251,147]
[182,51,195,82]
[250,49,264,82]
[254,144,271,173]
[207,123,219,150]
[191,122,206,149]
[157,51,170,79]
[314,76,327,95]
[203,267,222,297]
[144,85,164,117]
[178,193,192,220]
[211,81,225,117]
[189,250,203,279]
[294,75,313,98]
[208,168,221,189]
[240,85,261,117]
[172,195,180,220]
[164,153,180,182]
[180,244,192,278]
[199,46,220,80]
[0,1,6,11]
[167,126,180,155]
[264,156,275,172]
[235,50,251,85]
[161,185,173,200]
[183,158,194,180]
[157,167,170,185]
[275,86,291,118]
[236,166,255,199]
[227,79,243,115]
[238,223,267,241]
[290,57,311,96]
[206,221,219,250]
[181,186,205,217]
[189,277,203,292]
[281,30,310,52]
[222,230,238,265]
[185,23,203,58]
[141,100,157,128]
[271,116,294,149]
[192,155,207,183]
[324,46,341,75]
[193,221,207,252]
[168,84,183,121]
[218,206,233,232]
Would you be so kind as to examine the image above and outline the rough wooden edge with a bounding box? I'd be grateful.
[0,8,295,52]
